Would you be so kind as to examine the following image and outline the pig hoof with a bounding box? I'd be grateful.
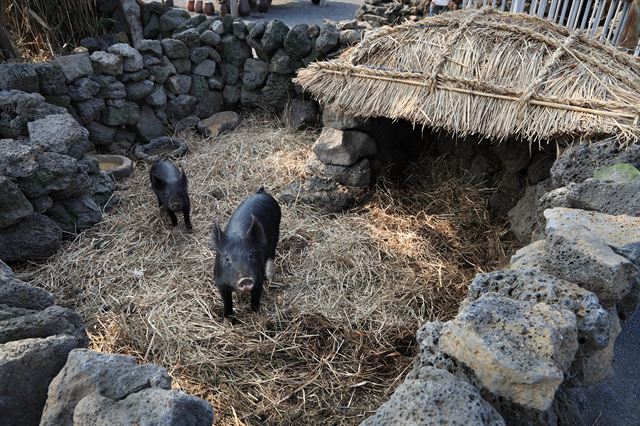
[223,317,233,326]
[266,259,275,280]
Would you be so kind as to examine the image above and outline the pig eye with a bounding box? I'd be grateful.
[224,256,231,264]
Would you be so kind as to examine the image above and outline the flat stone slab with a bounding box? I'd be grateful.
[90,155,133,179]
[133,137,188,163]
[196,111,241,137]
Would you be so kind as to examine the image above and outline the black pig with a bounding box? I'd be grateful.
[150,160,192,229]
[210,187,281,322]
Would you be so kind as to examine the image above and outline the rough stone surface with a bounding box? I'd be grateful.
[68,78,101,102]
[0,175,33,228]
[93,75,126,99]
[315,24,340,55]
[218,35,252,66]
[440,293,579,410]
[167,95,197,122]
[280,175,365,212]
[89,51,123,76]
[194,91,224,118]
[0,271,54,310]
[165,74,192,94]
[322,105,368,129]
[261,19,290,52]
[46,196,102,234]
[360,368,505,426]
[145,85,168,107]
[288,98,319,129]
[307,156,371,187]
[35,64,68,96]
[75,98,107,125]
[0,139,38,178]
[0,305,87,344]
[312,128,377,166]
[593,163,640,183]
[52,53,93,83]
[0,213,62,262]
[200,30,221,47]
[551,140,640,187]
[566,178,640,217]
[467,268,611,350]
[508,180,552,244]
[107,43,143,72]
[27,113,88,159]
[242,59,269,91]
[135,105,165,142]
[284,24,312,59]
[160,38,190,59]
[543,208,640,304]
[173,28,201,48]
[125,79,155,100]
[193,59,216,77]
[0,336,84,426]
[159,9,191,32]
[72,388,215,426]
[40,349,172,426]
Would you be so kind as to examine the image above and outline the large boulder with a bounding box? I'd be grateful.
[0,305,87,344]
[467,269,611,351]
[0,267,54,310]
[52,53,93,83]
[27,113,89,159]
[439,293,578,411]
[312,128,377,166]
[89,51,123,76]
[0,63,40,93]
[72,388,214,426]
[45,196,102,234]
[551,139,640,187]
[542,208,640,305]
[360,368,505,426]
[0,175,33,228]
[0,213,62,262]
[218,35,252,66]
[260,19,289,52]
[0,139,38,178]
[41,349,214,426]
[307,156,371,187]
[287,98,319,130]
[566,178,640,217]
[0,336,84,426]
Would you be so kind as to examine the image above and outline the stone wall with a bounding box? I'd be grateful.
[0,8,364,263]
[0,89,115,263]
[356,0,431,27]
[358,138,640,425]
[286,107,556,216]
[0,260,214,425]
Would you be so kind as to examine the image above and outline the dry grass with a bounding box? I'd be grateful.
[16,115,515,425]
[0,0,101,59]
[296,8,640,145]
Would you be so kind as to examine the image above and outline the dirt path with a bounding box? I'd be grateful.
[166,0,363,26]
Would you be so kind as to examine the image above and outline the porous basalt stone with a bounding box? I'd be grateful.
[312,128,377,166]
[440,293,579,411]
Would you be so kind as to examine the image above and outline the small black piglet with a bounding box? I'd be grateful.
[150,160,192,229]
[210,187,281,322]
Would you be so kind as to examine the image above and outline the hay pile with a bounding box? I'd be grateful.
[296,8,640,145]
[17,116,515,425]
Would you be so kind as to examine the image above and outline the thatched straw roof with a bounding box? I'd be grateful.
[296,8,640,145]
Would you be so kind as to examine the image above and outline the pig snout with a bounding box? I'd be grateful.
[236,277,254,293]
[168,197,183,212]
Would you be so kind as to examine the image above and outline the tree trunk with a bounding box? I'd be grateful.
[0,23,19,61]
[120,0,144,48]
[619,0,640,49]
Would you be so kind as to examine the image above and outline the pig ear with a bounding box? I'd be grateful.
[210,223,225,250]
[246,215,268,247]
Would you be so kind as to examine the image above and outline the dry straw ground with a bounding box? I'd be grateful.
[17,115,515,425]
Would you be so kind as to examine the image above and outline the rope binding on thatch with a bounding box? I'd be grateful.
[297,7,640,145]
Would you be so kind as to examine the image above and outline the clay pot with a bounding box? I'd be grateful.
[195,0,204,13]
[187,0,195,11]
[218,0,229,15]
[256,0,269,12]
[203,1,215,14]
[238,0,251,15]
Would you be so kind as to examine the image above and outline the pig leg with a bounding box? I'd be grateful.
[265,259,275,280]
[166,209,178,227]
[220,288,234,318]
[250,285,263,312]
[183,208,193,229]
